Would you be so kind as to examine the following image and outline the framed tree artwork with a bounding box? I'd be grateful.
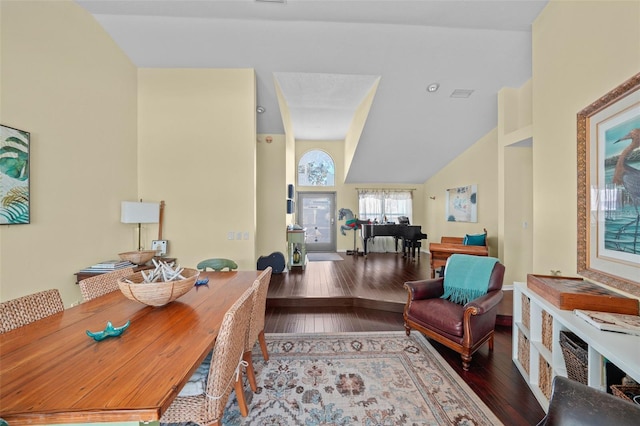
[0,124,30,224]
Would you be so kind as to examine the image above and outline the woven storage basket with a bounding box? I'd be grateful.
[522,294,530,330]
[559,331,588,384]
[539,355,553,400]
[610,384,640,403]
[518,331,530,376]
[542,310,553,352]
[118,268,199,307]
[118,250,157,265]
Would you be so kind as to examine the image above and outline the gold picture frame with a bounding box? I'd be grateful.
[577,72,640,297]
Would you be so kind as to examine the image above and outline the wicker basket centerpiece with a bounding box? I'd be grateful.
[118,262,199,307]
[118,250,158,265]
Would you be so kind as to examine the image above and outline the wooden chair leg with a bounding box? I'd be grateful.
[258,330,269,361]
[243,350,257,392]
[461,354,472,371]
[234,372,249,417]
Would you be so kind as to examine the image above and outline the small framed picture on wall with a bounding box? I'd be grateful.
[0,124,30,225]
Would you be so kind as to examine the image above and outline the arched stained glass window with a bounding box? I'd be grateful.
[297,150,335,186]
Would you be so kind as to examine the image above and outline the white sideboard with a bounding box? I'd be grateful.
[512,281,640,411]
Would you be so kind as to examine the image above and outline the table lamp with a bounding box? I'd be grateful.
[121,201,160,250]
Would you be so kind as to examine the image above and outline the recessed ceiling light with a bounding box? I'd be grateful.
[426,83,440,93]
[257,106,266,114]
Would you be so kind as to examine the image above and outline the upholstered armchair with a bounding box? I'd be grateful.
[403,254,505,370]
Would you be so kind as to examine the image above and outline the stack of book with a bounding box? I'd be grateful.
[574,309,640,336]
[78,260,136,274]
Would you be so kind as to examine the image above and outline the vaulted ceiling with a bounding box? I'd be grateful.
[76,0,547,183]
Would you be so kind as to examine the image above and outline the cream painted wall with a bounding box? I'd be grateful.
[502,145,533,283]
[137,69,257,270]
[532,0,640,291]
[0,1,138,306]
[257,133,287,257]
[422,129,499,257]
[345,78,380,178]
[4,0,637,309]
[422,0,640,295]
[498,82,533,286]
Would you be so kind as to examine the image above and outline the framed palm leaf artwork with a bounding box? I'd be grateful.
[0,124,30,224]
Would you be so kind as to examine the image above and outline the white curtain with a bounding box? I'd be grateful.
[358,189,413,223]
[358,189,413,253]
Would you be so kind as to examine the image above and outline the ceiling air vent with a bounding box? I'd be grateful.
[450,89,474,98]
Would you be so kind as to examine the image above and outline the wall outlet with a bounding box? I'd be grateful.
[152,240,168,256]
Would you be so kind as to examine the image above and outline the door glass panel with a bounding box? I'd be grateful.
[297,192,336,252]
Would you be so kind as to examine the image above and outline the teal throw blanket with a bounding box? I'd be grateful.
[442,254,499,305]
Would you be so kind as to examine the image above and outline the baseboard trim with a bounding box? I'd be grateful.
[495,314,513,327]
[267,296,405,313]
[268,297,515,320]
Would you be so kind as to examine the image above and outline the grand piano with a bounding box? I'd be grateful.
[361,219,427,258]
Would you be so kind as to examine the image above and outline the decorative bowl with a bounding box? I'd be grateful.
[118,250,158,265]
[118,268,199,307]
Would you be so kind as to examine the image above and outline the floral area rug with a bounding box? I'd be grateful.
[166,331,503,426]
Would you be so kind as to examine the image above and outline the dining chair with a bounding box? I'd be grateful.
[0,289,64,334]
[160,281,255,425]
[196,258,238,271]
[78,267,134,302]
[242,266,273,392]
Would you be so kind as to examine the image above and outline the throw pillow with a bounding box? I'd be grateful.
[463,233,486,246]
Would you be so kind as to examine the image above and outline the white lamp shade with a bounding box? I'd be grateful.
[121,201,160,224]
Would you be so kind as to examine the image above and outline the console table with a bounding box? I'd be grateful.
[75,257,176,283]
[512,281,640,412]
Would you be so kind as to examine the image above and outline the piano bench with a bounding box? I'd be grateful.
[403,239,423,258]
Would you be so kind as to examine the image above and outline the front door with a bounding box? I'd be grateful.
[297,192,336,252]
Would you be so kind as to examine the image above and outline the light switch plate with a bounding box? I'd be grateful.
[152,240,168,256]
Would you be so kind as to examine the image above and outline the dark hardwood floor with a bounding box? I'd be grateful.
[264,252,545,425]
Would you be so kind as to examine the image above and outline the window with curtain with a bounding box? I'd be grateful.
[358,189,413,224]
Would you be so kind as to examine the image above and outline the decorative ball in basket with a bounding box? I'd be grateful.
[118,263,199,307]
[118,250,158,265]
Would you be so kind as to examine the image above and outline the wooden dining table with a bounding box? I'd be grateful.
[0,270,261,425]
